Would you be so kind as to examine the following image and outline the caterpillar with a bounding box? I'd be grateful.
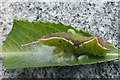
[22,29,110,56]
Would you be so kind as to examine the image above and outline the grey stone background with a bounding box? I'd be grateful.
[0,1,120,79]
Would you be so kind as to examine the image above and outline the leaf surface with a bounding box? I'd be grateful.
[0,19,119,69]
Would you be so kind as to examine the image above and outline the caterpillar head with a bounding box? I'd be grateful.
[67,29,76,36]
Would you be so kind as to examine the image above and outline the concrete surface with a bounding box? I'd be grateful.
[0,1,120,79]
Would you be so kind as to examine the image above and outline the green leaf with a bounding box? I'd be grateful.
[0,19,119,69]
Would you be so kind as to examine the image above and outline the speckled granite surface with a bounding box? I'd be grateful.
[0,2,120,78]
